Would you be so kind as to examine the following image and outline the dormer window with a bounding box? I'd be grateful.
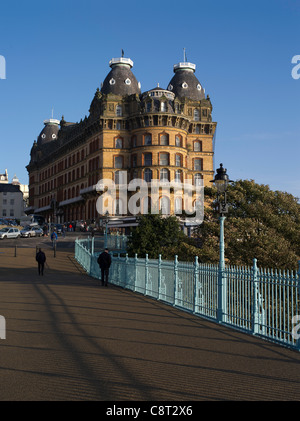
[116,105,122,116]
[161,101,167,112]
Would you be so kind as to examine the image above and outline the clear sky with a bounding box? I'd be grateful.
[0,0,299,198]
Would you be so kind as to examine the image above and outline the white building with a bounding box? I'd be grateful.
[0,184,24,219]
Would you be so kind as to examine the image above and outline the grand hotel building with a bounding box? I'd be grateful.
[26,55,216,230]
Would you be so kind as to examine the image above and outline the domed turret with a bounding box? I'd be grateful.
[101,56,141,96]
[167,61,205,101]
[37,119,60,146]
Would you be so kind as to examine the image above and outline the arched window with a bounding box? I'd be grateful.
[144,168,152,182]
[160,196,170,215]
[146,102,152,112]
[194,140,202,152]
[160,168,169,182]
[174,170,182,183]
[194,173,203,186]
[175,197,182,214]
[115,137,123,148]
[160,133,169,146]
[144,134,152,146]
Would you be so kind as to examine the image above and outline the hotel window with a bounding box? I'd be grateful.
[144,153,152,166]
[174,170,182,183]
[115,137,123,148]
[132,155,137,168]
[194,173,203,186]
[160,168,170,181]
[131,135,137,147]
[160,196,170,214]
[144,168,152,182]
[159,153,169,166]
[194,159,203,171]
[115,171,126,185]
[175,197,182,214]
[116,105,122,116]
[194,140,202,152]
[144,134,152,146]
[114,156,123,169]
[161,101,167,112]
[175,135,182,147]
[194,109,200,121]
[175,154,182,167]
[160,133,169,146]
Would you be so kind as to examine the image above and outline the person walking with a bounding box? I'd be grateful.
[97,248,111,286]
[36,248,46,276]
[51,230,58,249]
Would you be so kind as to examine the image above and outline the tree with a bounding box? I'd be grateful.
[127,214,187,259]
[195,180,300,270]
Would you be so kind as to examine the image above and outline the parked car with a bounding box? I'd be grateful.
[20,226,38,238]
[0,227,20,239]
[32,226,43,237]
[54,224,63,235]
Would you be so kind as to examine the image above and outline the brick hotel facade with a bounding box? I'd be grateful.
[26,55,216,229]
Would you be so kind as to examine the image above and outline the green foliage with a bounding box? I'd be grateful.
[127,181,300,270]
[195,180,300,270]
[127,214,187,259]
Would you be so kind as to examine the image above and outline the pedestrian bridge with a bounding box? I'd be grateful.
[75,238,300,354]
[0,245,300,401]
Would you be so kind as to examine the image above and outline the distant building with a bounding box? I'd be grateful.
[26,54,216,229]
[0,169,8,184]
[0,184,24,219]
[12,174,29,208]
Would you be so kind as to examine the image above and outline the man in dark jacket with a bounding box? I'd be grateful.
[97,248,111,286]
[36,248,46,276]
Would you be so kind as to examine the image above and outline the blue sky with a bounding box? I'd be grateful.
[0,0,299,198]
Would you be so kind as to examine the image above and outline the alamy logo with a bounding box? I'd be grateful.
[95,173,204,224]
[0,315,6,339]
[291,55,300,80]
[0,55,6,79]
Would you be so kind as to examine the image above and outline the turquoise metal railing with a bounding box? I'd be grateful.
[75,238,300,352]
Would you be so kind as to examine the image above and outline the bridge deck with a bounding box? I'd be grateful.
[0,246,300,401]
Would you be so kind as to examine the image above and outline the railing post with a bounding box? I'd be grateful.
[134,253,138,292]
[174,255,178,307]
[125,253,128,288]
[158,254,162,300]
[91,236,94,255]
[194,256,199,314]
[252,258,259,335]
[145,254,149,295]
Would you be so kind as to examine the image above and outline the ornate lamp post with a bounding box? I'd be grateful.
[211,164,233,322]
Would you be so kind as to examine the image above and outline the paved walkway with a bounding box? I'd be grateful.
[0,246,300,401]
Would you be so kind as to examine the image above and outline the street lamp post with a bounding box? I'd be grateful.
[103,211,109,249]
[211,164,233,323]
